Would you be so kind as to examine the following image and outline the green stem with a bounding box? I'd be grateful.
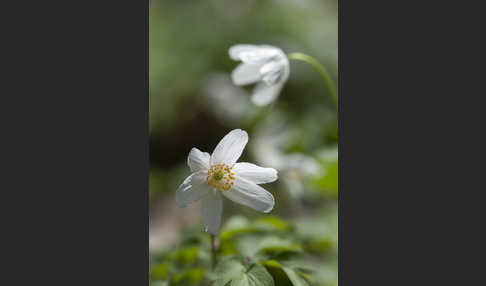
[287,52,338,110]
[210,234,217,270]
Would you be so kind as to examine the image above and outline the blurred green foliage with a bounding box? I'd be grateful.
[150,210,337,286]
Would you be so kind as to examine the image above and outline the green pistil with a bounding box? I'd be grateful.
[212,171,223,181]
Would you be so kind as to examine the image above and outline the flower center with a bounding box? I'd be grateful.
[206,164,235,191]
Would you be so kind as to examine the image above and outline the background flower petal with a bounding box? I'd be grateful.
[211,129,248,166]
[232,162,278,184]
[251,82,283,106]
[222,176,274,213]
[229,44,259,60]
[176,171,211,208]
[260,60,285,85]
[230,44,280,64]
[201,190,222,235]
[231,63,262,86]
[187,148,210,172]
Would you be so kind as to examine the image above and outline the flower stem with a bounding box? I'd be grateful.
[210,234,217,270]
[287,52,338,110]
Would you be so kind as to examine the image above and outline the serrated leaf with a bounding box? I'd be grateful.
[213,260,274,286]
[230,274,248,286]
[260,260,313,286]
[213,258,246,286]
[259,260,292,286]
[241,264,274,286]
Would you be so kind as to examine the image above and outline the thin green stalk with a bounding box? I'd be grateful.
[287,52,338,110]
[210,234,217,270]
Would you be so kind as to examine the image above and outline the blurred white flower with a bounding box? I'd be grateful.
[229,44,290,106]
[251,117,320,198]
[176,129,277,235]
[202,73,253,125]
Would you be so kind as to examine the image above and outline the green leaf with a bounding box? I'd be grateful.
[260,260,311,286]
[259,260,292,286]
[168,246,199,266]
[150,263,169,280]
[304,238,333,253]
[213,259,274,286]
[223,216,251,230]
[220,227,263,242]
[309,265,338,286]
[171,268,204,286]
[253,216,291,232]
[233,235,264,257]
[219,238,238,255]
[256,236,302,254]
[293,217,336,255]
[312,147,338,197]
[244,263,275,286]
[213,258,246,286]
[281,267,311,286]
[220,216,262,242]
[294,219,331,240]
[271,252,318,272]
[234,234,301,257]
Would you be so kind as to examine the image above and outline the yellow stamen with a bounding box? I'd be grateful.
[206,164,235,191]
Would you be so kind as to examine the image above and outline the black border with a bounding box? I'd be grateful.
[338,0,472,284]
[2,0,149,284]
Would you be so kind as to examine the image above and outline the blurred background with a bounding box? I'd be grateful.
[150,0,337,285]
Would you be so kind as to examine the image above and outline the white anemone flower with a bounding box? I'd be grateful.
[176,129,278,235]
[251,116,320,199]
[229,44,290,106]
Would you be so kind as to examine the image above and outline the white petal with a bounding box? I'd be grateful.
[233,162,278,184]
[211,129,248,166]
[229,45,279,64]
[283,154,320,175]
[260,61,284,85]
[229,44,260,60]
[187,148,210,172]
[251,82,283,106]
[231,63,262,86]
[201,190,222,235]
[176,171,211,208]
[223,176,274,213]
